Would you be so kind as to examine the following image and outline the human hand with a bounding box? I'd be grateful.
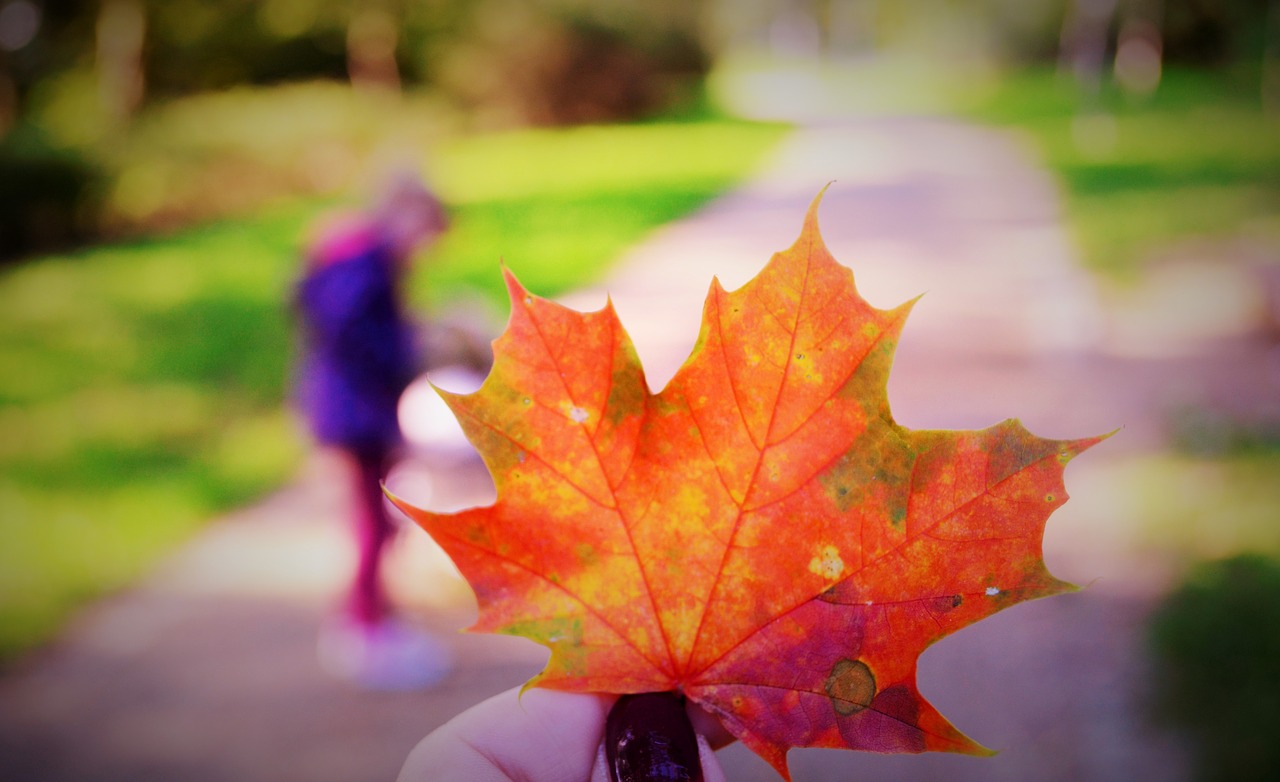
[398,685,731,782]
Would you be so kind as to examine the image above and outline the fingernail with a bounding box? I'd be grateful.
[605,692,703,782]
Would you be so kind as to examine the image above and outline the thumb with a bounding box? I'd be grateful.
[599,692,726,782]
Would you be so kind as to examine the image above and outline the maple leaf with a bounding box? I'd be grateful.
[391,189,1103,779]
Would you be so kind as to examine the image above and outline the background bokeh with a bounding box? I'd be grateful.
[1,1,1277,780]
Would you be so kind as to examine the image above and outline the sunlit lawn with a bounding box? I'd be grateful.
[963,66,1280,282]
[1082,453,1280,564]
[0,102,789,663]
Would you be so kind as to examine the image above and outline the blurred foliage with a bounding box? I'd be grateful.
[1160,0,1277,64]
[0,105,788,663]
[4,0,1276,263]
[0,0,712,262]
[965,66,1280,281]
[10,0,706,96]
[0,125,101,258]
[88,83,448,237]
[1148,553,1280,782]
[420,117,788,305]
[142,0,350,94]
[433,2,706,128]
[3,80,451,260]
[706,0,1275,67]
[1108,454,1280,562]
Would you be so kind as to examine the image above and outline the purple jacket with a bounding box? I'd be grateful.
[295,240,417,453]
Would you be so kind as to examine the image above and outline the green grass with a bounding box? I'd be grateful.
[962,66,1280,281]
[1115,453,1280,563]
[0,106,789,663]
[0,206,314,661]
[419,120,792,306]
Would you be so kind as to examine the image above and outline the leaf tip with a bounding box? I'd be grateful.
[1051,576,1082,597]
[804,182,835,233]
[949,722,999,756]
[1059,427,1120,463]
[381,481,404,508]
[381,483,420,524]
[517,675,545,699]
[893,292,925,319]
[502,265,532,307]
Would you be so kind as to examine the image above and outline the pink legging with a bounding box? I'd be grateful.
[347,447,396,625]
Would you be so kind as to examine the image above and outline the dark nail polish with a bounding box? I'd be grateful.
[605,692,703,782]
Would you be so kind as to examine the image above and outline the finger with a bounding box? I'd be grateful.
[696,734,729,782]
[399,686,614,782]
[590,744,611,782]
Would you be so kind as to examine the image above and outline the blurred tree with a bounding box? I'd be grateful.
[988,0,1072,62]
[1162,0,1271,63]
[346,3,400,92]
[0,0,716,260]
[1266,0,1279,110]
[95,0,143,119]
[432,0,710,127]
[0,59,13,134]
[1059,0,1119,93]
[1113,0,1164,96]
[706,0,1072,65]
[0,0,102,261]
[5,0,711,125]
[0,0,41,132]
[0,0,53,134]
[145,0,350,95]
[1056,0,1276,101]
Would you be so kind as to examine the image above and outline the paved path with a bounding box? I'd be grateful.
[8,111,1269,781]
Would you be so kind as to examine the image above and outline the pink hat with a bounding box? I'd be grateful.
[306,209,379,268]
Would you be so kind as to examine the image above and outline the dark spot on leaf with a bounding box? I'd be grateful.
[605,363,645,426]
[825,658,876,716]
[930,593,963,612]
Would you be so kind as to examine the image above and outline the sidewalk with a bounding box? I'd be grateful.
[4,112,1254,781]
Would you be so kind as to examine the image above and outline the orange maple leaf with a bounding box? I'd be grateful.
[392,189,1102,779]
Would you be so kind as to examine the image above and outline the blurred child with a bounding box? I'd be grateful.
[295,170,450,690]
